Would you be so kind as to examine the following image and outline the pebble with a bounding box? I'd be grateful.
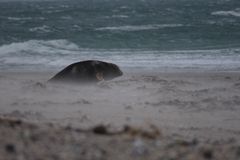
[235,146,240,157]
[92,125,108,135]
[125,105,133,110]
[131,139,149,156]
[202,149,213,159]
[34,82,46,89]
[5,143,16,153]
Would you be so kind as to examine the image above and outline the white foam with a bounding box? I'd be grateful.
[60,5,70,8]
[7,17,32,21]
[0,39,82,70]
[110,49,240,71]
[212,9,240,17]
[44,9,65,14]
[120,6,129,9]
[95,24,183,31]
[61,16,73,20]
[112,15,129,18]
[0,40,240,71]
[7,17,45,21]
[29,25,52,33]
[0,39,80,55]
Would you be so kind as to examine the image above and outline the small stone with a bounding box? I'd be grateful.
[64,125,72,131]
[125,105,133,110]
[80,115,90,122]
[236,146,240,157]
[5,144,16,153]
[82,99,91,104]
[92,125,108,135]
[131,139,148,156]
[126,117,131,121]
[8,119,22,128]
[155,140,162,147]
[169,150,178,159]
[30,134,39,142]
[175,139,198,147]
[191,138,198,145]
[202,149,213,159]
[34,82,46,88]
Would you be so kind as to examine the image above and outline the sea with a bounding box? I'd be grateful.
[0,0,240,71]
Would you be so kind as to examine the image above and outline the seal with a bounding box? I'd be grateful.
[48,60,123,83]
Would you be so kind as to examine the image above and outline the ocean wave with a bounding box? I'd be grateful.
[0,39,80,56]
[7,17,32,21]
[111,15,129,18]
[212,9,240,17]
[0,40,240,71]
[60,5,70,8]
[29,25,52,33]
[95,24,183,31]
[45,9,65,14]
[7,17,45,21]
[0,39,82,69]
[61,16,73,20]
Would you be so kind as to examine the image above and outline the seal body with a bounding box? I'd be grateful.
[49,60,123,83]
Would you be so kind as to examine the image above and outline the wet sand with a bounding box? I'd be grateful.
[0,70,240,159]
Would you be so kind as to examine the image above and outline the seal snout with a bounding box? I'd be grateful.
[118,70,123,76]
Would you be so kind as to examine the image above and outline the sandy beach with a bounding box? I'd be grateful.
[1,70,240,159]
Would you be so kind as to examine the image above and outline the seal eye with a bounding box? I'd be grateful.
[96,72,104,81]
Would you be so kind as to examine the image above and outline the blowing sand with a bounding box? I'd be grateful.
[0,70,240,159]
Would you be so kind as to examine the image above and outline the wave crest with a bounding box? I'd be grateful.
[0,40,240,71]
[212,9,240,17]
[0,40,81,69]
[29,25,52,33]
[95,24,183,31]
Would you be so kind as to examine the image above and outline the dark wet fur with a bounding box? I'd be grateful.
[48,60,123,84]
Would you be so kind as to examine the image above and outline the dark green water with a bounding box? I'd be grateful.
[0,0,240,70]
[1,0,240,49]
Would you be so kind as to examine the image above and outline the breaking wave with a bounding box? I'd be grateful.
[212,9,240,17]
[95,24,184,31]
[29,25,52,33]
[0,40,240,71]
